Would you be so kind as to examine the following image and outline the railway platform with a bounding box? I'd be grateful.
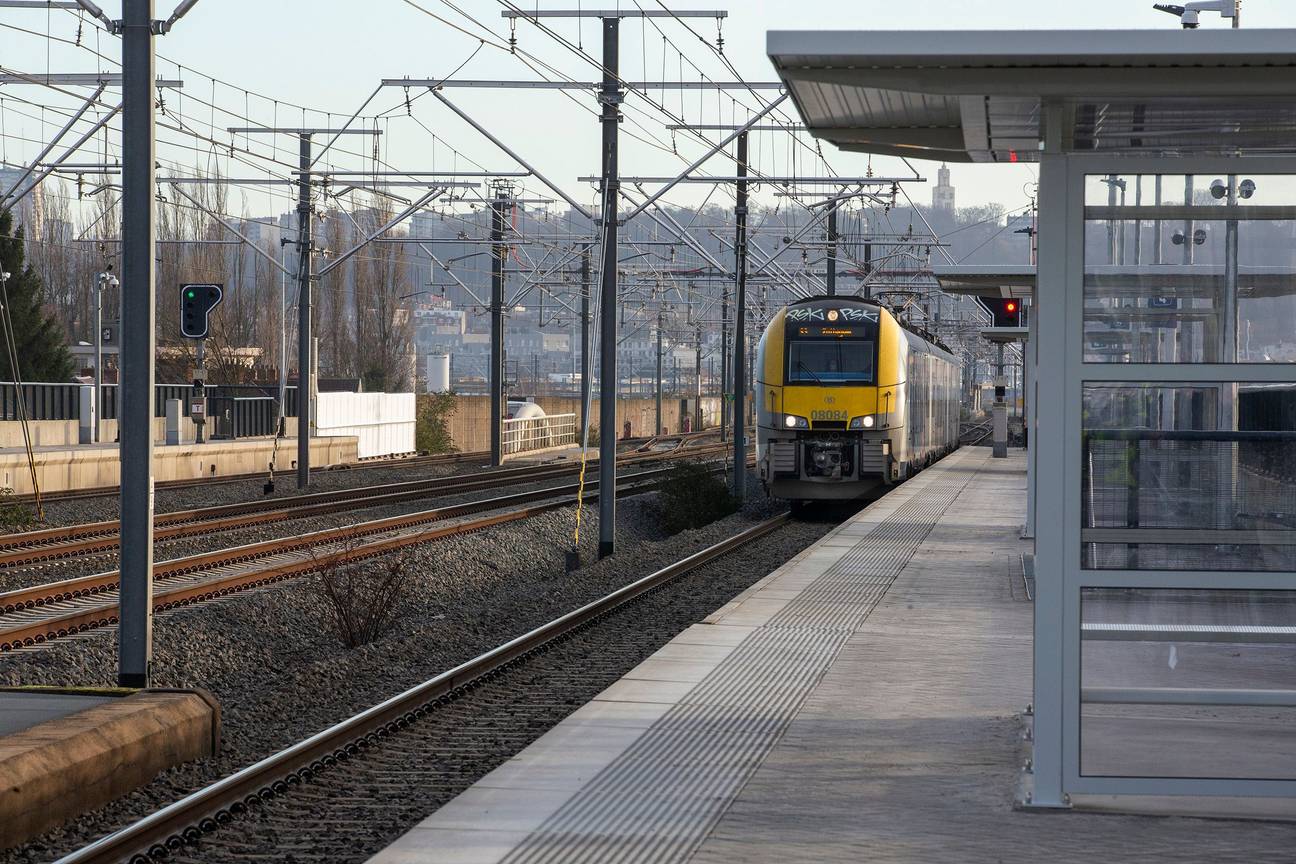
[366,447,1295,863]
[0,435,356,496]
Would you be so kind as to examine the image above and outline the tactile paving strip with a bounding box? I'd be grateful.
[503,456,982,864]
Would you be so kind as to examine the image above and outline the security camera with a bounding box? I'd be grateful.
[1239,178,1256,199]
[1210,178,1228,199]
[1153,1,1237,28]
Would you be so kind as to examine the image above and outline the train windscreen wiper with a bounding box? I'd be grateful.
[795,359,824,385]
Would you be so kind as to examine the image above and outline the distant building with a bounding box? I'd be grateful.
[931,163,956,212]
[0,164,46,238]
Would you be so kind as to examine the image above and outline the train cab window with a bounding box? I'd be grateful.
[786,340,875,384]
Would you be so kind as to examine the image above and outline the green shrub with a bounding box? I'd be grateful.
[415,392,458,454]
[656,461,738,535]
[0,488,36,533]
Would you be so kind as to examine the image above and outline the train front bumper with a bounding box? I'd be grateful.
[759,432,897,495]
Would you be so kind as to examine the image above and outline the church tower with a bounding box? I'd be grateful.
[932,163,956,212]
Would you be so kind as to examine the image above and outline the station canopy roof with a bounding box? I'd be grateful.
[932,265,1035,299]
[766,29,1296,162]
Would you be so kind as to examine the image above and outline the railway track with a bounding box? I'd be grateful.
[21,428,730,506]
[50,512,790,864]
[0,463,710,653]
[960,419,994,445]
[0,442,730,570]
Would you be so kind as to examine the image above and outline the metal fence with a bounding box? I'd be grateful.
[208,396,280,439]
[0,382,298,422]
[502,412,577,456]
[0,383,79,420]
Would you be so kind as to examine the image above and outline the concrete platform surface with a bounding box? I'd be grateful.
[367,448,1296,864]
[0,689,119,737]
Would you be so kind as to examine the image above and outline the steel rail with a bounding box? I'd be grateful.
[0,467,695,644]
[0,443,731,567]
[52,512,789,864]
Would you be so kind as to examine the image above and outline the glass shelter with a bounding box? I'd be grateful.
[769,27,1296,806]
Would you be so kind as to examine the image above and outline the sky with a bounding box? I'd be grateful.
[4,0,1294,223]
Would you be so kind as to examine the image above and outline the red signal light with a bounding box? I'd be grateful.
[1005,301,1018,313]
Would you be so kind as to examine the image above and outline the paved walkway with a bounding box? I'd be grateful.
[369,448,1296,864]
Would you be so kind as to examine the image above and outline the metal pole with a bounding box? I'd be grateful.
[720,279,730,443]
[579,248,591,434]
[295,134,313,488]
[655,313,663,436]
[194,339,205,444]
[94,275,103,443]
[826,203,837,297]
[732,131,749,498]
[597,16,620,558]
[118,0,156,689]
[490,190,506,465]
[694,324,703,432]
[277,244,287,437]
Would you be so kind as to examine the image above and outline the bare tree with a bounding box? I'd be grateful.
[309,538,416,648]
[352,196,413,392]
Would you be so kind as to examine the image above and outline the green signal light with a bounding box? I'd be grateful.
[186,290,196,299]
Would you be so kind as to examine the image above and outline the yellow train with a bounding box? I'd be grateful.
[755,296,961,502]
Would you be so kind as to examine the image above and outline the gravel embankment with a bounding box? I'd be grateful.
[2,470,821,864]
[0,463,676,593]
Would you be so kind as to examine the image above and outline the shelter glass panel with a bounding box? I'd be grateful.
[1082,383,1296,571]
[1082,174,1296,364]
[1080,586,1296,780]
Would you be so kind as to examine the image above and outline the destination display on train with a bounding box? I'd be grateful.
[787,305,879,339]
[794,324,866,339]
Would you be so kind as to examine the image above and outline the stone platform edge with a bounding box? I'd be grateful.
[0,687,220,850]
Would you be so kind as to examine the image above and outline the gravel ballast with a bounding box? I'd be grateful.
[2,468,834,863]
[0,463,680,593]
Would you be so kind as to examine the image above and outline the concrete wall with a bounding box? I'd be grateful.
[0,434,354,495]
[444,395,726,454]
[0,417,302,448]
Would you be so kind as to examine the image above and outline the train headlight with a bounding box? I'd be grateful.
[782,414,809,429]
[849,415,876,430]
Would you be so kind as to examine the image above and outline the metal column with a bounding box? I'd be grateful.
[1028,101,1068,809]
[732,131,749,498]
[490,191,506,466]
[295,135,313,488]
[655,313,663,436]
[118,0,156,688]
[720,277,730,442]
[694,323,703,432]
[579,247,591,436]
[597,17,620,558]
[94,275,103,443]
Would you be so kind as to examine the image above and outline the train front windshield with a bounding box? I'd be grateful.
[786,338,875,384]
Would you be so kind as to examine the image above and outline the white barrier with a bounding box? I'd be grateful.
[316,392,415,459]
[502,412,577,456]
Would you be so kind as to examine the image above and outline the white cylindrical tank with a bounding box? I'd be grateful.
[426,353,451,393]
